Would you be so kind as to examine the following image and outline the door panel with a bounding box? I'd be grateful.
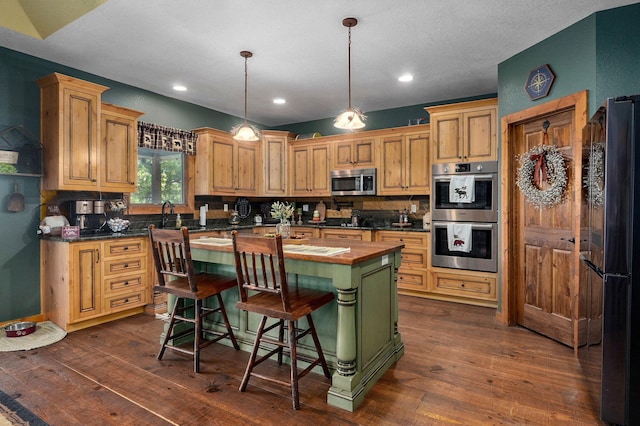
[516,109,584,347]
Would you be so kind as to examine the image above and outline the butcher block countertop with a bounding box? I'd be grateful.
[189,236,404,266]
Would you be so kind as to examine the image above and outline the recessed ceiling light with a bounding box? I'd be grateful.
[398,74,413,82]
[173,84,187,91]
[273,98,286,104]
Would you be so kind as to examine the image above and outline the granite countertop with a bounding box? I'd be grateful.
[43,221,429,242]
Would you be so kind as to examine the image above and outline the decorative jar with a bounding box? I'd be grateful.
[276,219,291,239]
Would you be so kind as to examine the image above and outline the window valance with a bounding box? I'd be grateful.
[137,121,197,155]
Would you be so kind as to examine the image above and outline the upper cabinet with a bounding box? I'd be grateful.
[288,141,330,197]
[100,103,144,192]
[38,73,109,191]
[332,136,376,170]
[426,98,497,164]
[194,127,260,196]
[378,126,430,195]
[262,131,294,196]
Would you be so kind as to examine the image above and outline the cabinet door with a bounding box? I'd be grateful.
[431,112,463,163]
[263,134,288,195]
[333,140,355,169]
[353,138,375,168]
[309,144,330,195]
[236,141,259,195]
[71,243,102,321]
[211,139,235,194]
[378,135,404,195]
[289,144,311,195]
[404,131,430,194]
[463,108,497,162]
[101,104,142,192]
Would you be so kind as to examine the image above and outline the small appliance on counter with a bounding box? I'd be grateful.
[69,200,107,233]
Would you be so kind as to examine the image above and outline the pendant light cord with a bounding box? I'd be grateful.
[243,55,249,122]
[347,25,352,109]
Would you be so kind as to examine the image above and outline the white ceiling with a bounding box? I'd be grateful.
[0,0,637,127]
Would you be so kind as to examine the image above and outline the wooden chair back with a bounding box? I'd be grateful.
[149,225,198,292]
[231,231,291,312]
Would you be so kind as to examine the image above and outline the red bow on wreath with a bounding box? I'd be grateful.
[530,152,548,188]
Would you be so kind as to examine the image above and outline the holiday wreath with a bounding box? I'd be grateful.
[516,144,568,208]
[583,141,605,207]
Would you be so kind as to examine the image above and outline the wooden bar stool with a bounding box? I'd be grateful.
[149,225,239,373]
[231,230,334,409]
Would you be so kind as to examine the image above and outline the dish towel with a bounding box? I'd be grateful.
[447,223,472,253]
[449,175,475,203]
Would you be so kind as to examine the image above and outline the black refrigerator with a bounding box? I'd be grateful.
[582,96,640,425]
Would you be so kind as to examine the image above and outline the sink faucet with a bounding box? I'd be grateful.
[161,200,174,228]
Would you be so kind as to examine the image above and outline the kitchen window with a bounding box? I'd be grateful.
[131,147,185,205]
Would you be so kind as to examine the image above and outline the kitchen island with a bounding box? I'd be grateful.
[188,236,405,411]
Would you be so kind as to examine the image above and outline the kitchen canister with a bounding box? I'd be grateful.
[94,200,105,214]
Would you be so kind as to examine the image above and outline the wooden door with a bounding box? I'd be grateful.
[71,242,102,322]
[404,131,430,194]
[431,112,462,163]
[236,141,259,195]
[378,134,404,195]
[309,143,330,195]
[289,144,311,195]
[463,108,497,162]
[63,87,100,188]
[101,103,142,192]
[211,139,235,194]
[262,134,287,195]
[514,109,584,347]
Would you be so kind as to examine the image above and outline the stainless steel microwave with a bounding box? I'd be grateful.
[331,168,376,196]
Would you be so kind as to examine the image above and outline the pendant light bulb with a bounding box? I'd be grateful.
[334,17,366,130]
[232,50,261,141]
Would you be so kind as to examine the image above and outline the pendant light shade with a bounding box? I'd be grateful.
[334,17,366,130]
[232,50,261,141]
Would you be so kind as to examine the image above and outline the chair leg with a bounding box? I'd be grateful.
[240,315,268,392]
[194,299,203,373]
[288,319,300,410]
[158,297,182,361]
[216,293,239,350]
[277,319,285,365]
[307,314,331,378]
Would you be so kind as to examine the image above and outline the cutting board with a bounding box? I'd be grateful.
[315,201,326,221]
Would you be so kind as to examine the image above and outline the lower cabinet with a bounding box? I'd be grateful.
[43,237,150,331]
[321,228,373,241]
[375,231,429,295]
[429,268,497,307]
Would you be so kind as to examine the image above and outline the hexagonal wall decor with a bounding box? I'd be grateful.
[525,64,555,101]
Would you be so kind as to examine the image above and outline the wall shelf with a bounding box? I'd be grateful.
[0,125,43,176]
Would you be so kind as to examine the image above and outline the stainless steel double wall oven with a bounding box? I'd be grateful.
[431,161,498,272]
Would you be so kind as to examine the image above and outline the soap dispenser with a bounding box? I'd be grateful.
[175,214,182,228]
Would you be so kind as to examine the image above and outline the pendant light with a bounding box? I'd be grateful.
[232,50,261,141]
[334,17,366,130]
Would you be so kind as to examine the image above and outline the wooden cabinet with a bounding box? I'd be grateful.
[43,237,150,332]
[100,103,144,192]
[194,127,260,196]
[38,73,109,191]
[289,226,320,239]
[378,128,430,195]
[376,231,429,295]
[262,131,294,196]
[332,136,376,169]
[288,141,330,196]
[321,228,372,241]
[426,98,497,164]
[429,268,497,307]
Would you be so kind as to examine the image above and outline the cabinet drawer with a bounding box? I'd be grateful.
[103,256,146,276]
[399,249,428,269]
[104,273,146,295]
[375,231,427,249]
[290,227,319,239]
[321,229,372,241]
[104,290,147,312]
[104,239,145,257]
[397,269,427,291]
[431,273,496,301]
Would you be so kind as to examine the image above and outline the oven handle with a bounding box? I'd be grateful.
[433,221,495,229]
[433,174,494,182]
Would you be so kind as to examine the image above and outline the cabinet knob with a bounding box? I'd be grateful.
[124,263,129,268]
[124,281,129,286]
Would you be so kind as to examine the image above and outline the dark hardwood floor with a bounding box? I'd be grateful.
[0,296,603,425]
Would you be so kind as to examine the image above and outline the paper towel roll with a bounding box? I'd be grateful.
[199,206,207,226]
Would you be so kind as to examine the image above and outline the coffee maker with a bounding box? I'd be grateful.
[69,200,107,233]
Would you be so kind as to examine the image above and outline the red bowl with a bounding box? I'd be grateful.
[4,321,36,338]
